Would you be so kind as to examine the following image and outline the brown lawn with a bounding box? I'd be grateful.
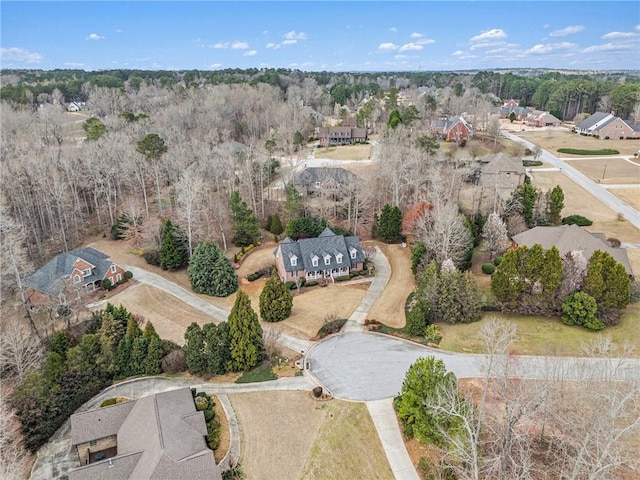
[315,143,373,160]
[367,242,416,328]
[611,188,640,210]
[564,157,640,185]
[230,391,391,480]
[515,127,640,157]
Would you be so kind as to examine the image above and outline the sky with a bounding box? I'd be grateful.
[1,1,639,72]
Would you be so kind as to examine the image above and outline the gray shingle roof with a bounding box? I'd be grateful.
[478,153,526,175]
[575,112,613,130]
[25,247,116,296]
[296,167,357,189]
[68,388,220,480]
[512,225,633,276]
[276,228,364,273]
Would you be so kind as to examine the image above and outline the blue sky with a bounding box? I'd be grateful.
[1,1,639,71]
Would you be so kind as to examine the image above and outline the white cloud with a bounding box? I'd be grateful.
[395,54,408,59]
[526,42,576,54]
[636,25,640,31]
[549,25,584,37]
[282,39,297,45]
[64,62,84,67]
[410,32,423,39]
[470,28,507,42]
[0,47,44,63]
[601,31,638,39]
[86,33,105,40]
[389,27,397,32]
[378,42,398,51]
[416,38,435,45]
[231,41,249,49]
[582,42,637,53]
[262,30,269,35]
[284,30,307,41]
[212,42,229,49]
[244,50,257,57]
[470,41,505,51]
[115,29,122,33]
[453,50,465,57]
[543,24,550,29]
[266,42,280,49]
[209,63,223,68]
[399,43,423,52]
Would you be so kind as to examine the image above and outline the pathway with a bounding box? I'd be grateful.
[503,132,640,230]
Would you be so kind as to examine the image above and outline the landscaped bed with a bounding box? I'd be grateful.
[557,147,620,155]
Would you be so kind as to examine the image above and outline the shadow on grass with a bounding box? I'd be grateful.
[235,363,277,383]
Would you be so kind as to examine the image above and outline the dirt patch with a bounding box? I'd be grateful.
[236,244,277,279]
[565,157,640,185]
[99,283,215,345]
[605,188,640,210]
[368,242,416,328]
[230,391,327,480]
[515,127,640,157]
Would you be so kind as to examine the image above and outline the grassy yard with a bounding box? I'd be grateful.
[315,143,373,160]
[514,127,640,156]
[564,157,640,185]
[438,304,640,356]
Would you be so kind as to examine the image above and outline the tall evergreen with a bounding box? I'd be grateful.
[259,271,294,322]
[228,290,263,371]
[230,191,261,247]
[188,241,238,297]
[583,250,631,325]
[143,336,164,375]
[203,322,231,375]
[184,323,206,375]
[130,337,149,376]
[159,219,189,270]
[377,204,403,243]
[547,186,565,225]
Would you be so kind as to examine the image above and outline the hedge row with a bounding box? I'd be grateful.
[557,148,619,155]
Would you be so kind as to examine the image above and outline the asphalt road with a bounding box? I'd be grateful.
[502,131,640,231]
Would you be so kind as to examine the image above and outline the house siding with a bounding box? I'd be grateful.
[76,435,117,466]
[597,118,636,139]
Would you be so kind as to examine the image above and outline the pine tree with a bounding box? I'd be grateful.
[259,271,294,322]
[159,220,189,270]
[377,204,403,243]
[125,316,142,339]
[270,213,284,235]
[405,299,430,337]
[130,337,148,376]
[284,184,304,220]
[142,321,159,341]
[492,247,525,309]
[265,215,273,232]
[184,322,206,375]
[228,290,263,371]
[583,250,631,325]
[143,336,164,375]
[203,322,231,375]
[188,241,238,297]
[539,246,563,313]
[547,185,565,225]
[230,191,261,247]
[115,337,133,378]
[514,183,538,227]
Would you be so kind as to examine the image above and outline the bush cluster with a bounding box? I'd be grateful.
[482,263,496,274]
[562,215,593,226]
[234,242,260,262]
[334,275,351,282]
[193,391,221,451]
[557,148,619,155]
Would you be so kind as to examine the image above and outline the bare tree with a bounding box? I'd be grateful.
[175,162,205,256]
[481,212,509,258]
[0,398,29,480]
[0,321,44,383]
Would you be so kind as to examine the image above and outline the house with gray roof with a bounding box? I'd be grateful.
[68,388,221,480]
[25,247,126,306]
[295,167,357,197]
[499,106,532,121]
[431,115,473,142]
[574,112,639,139]
[512,224,633,278]
[525,110,561,127]
[318,126,367,147]
[274,228,365,282]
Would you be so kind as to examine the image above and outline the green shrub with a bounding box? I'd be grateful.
[630,282,640,304]
[194,394,209,411]
[335,275,351,282]
[143,248,161,266]
[100,398,117,407]
[557,148,619,155]
[102,278,113,290]
[562,292,599,329]
[562,215,593,226]
[247,272,263,282]
[482,263,496,274]
[317,319,347,338]
[522,160,543,166]
[124,271,133,280]
[284,281,296,290]
[493,256,503,266]
[306,281,319,287]
[424,324,443,344]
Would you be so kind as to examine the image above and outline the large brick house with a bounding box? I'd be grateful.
[273,228,365,282]
[25,247,126,306]
[432,116,473,142]
[295,167,357,197]
[574,112,640,139]
[318,126,367,147]
[68,388,221,480]
[525,110,561,127]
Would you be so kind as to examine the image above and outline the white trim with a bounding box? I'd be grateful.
[111,264,117,273]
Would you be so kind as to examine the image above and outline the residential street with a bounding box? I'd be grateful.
[502,131,640,230]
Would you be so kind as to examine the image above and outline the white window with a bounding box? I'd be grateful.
[291,256,297,267]
[336,253,343,264]
[324,255,331,266]
[82,268,91,277]
[74,275,81,283]
[292,270,298,277]
[116,273,122,282]
[315,182,321,187]
[312,256,319,267]
[111,264,117,273]
[350,249,357,259]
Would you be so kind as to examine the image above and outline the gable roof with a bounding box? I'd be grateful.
[69,388,220,480]
[25,247,116,296]
[275,228,364,273]
[512,224,633,276]
[575,112,614,130]
[477,153,526,176]
[296,167,357,187]
[433,115,472,133]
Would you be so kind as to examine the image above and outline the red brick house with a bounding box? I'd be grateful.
[502,99,520,109]
[273,228,365,282]
[318,126,367,147]
[574,112,639,139]
[25,247,126,307]
[525,110,561,127]
[432,116,473,142]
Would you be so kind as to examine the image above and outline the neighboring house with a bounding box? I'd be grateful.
[469,153,528,191]
[499,106,532,121]
[525,110,561,127]
[574,112,639,139]
[432,115,473,142]
[295,167,357,197]
[67,102,82,112]
[25,247,126,306]
[68,388,221,480]
[318,126,367,147]
[502,99,520,109]
[512,224,634,278]
[273,228,365,282]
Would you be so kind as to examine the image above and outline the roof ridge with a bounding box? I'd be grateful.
[153,395,165,451]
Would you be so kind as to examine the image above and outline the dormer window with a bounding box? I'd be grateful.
[336,253,343,264]
[82,268,91,277]
[350,248,357,259]
[111,264,117,273]
[312,255,319,267]
[74,275,81,283]
[290,256,297,267]
[324,255,331,266]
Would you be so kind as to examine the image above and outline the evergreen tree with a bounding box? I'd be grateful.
[99,312,126,353]
[284,216,327,239]
[203,322,231,375]
[143,336,164,375]
[583,250,631,325]
[405,299,430,337]
[377,204,403,243]
[184,323,206,375]
[371,213,379,240]
[562,292,601,330]
[284,184,304,220]
[142,321,159,341]
[491,247,525,309]
[188,241,238,297]
[265,214,273,232]
[125,316,142,339]
[159,220,189,270]
[130,337,148,376]
[115,337,133,378]
[269,213,284,235]
[83,117,107,141]
[514,183,538,227]
[228,290,263,371]
[508,110,516,123]
[540,246,563,313]
[547,185,565,225]
[259,271,294,322]
[229,191,261,247]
